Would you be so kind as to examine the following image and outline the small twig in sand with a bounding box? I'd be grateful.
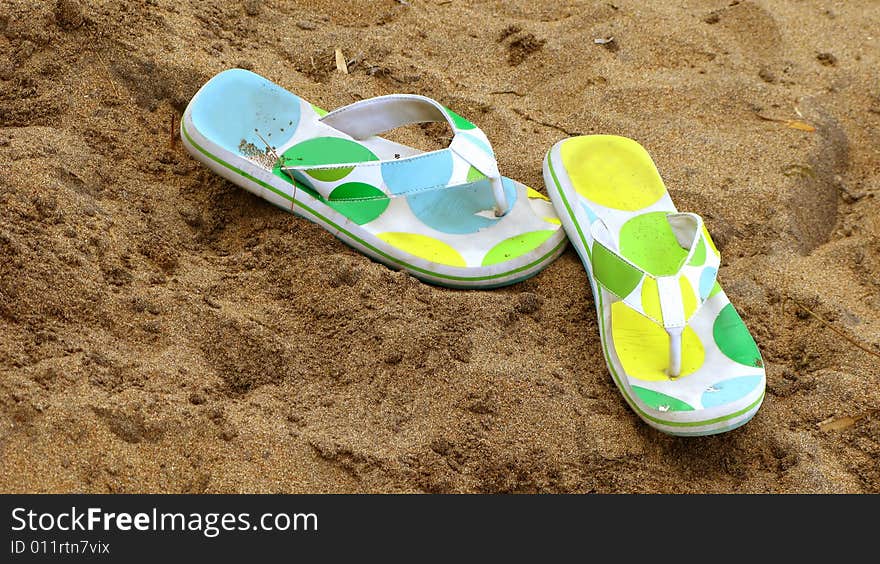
[254,129,298,212]
[783,296,880,362]
[490,90,525,97]
[818,409,878,432]
[754,110,816,132]
[335,48,349,74]
[512,108,582,136]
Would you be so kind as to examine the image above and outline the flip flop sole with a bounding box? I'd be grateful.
[544,139,765,436]
[182,119,566,289]
[181,71,567,289]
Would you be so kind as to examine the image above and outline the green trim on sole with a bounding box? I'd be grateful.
[547,156,590,260]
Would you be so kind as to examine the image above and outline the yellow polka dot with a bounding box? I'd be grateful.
[559,135,666,211]
[610,302,705,382]
[376,232,467,267]
[680,276,697,319]
[542,216,561,225]
[526,187,550,201]
[641,277,662,322]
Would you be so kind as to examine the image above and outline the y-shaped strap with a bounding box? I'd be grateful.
[282,94,510,215]
[590,213,721,378]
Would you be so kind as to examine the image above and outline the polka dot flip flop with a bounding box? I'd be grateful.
[182,69,566,288]
[544,135,765,436]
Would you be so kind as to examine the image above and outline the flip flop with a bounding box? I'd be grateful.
[181,69,566,288]
[544,135,765,436]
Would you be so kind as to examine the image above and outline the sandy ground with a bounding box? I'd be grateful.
[0,0,878,493]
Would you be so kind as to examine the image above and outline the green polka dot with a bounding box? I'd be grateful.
[632,386,694,412]
[713,303,763,368]
[619,212,688,276]
[482,230,555,266]
[466,166,486,182]
[328,182,383,200]
[311,104,328,117]
[688,237,706,266]
[445,107,477,130]
[279,137,378,183]
[592,243,643,298]
[272,158,388,226]
[708,281,722,298]
[327,182,389,225]
[272,161,319,195]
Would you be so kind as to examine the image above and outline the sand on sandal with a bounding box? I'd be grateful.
[1,0,879,493]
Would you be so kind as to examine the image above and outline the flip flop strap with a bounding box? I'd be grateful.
[590,212,721,377]
[282,94,511,215]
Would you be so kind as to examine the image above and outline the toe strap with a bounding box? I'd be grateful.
[591,212,720,324]
[666,326,684,378]
[283,94,512,215]
[590,212,721,376]
[656,276,687,378]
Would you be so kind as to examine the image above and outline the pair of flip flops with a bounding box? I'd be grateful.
[182,69,765,436]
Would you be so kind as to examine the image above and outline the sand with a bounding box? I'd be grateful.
[1,0,878,493]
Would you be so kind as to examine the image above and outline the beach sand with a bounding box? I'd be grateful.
[1,0,878,493]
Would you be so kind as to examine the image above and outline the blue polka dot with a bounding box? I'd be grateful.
[699,267,718,299]
[381,151,454,195]
[701,375,763,408]
[457,132,495,159]
[191,69,301,156]
[580,202,599,224]
[405,177,518,235]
